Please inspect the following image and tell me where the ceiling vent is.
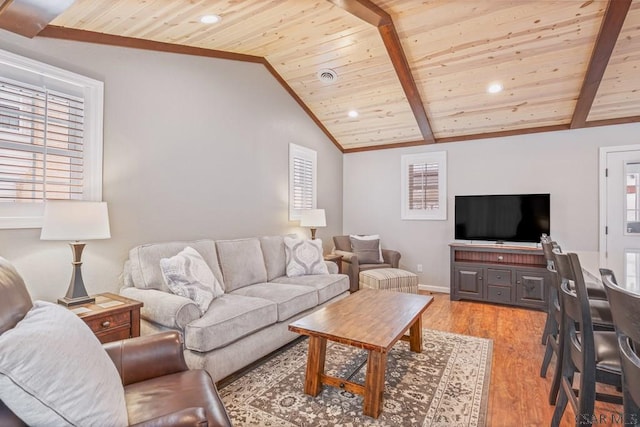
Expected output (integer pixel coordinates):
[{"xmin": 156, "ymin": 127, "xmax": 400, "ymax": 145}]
[{"xmin": 317, "ymin": 68, "xmax": 338, "ymax": 84}]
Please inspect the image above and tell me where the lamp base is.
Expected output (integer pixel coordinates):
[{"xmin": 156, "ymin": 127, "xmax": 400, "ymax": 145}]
[
  {"xmin": 58, "ymin": 242, "xmax": 94, "ymax": 307},
  {"xmin": 57, "ymin": 295, "xmax": 95, "ymax": 307}
]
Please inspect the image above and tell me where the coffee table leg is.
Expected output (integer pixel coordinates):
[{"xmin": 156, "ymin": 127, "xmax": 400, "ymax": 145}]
[
  {"xmin": 363, "ymin": 350, "xmax": 387, "ymax": 418},
  {"xmin": 305, "ymin": 335, "xmax": 327, "ymax": 396},
  {"xmin": 409, "ymin": 315, "xmax": 423, "ymax": 352}
]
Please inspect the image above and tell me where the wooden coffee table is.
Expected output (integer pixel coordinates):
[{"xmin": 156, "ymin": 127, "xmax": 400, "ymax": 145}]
[{"xmin": 288, "ymin": 289, "xmax": 433, "ymax": 418}]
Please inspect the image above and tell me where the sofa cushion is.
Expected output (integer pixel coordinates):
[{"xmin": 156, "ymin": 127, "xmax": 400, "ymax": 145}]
[
  {"xmin": 160, "ymin": 247, "xmax": 224, "ymax": 314},
  {"xmin": 0, "ymin": 301, "xmax": 128, "ymax": 427},
  {"xmin": 284, "ymin": 236, "xmax": 329, "ymax": 277},
  {"xmin": 230, "ymin": 282, "xmax": 318, "ymax": 322},
  {"xmin": 184, "ymin": 294, "xmax": 277, "ymax": 352},
  {"xmin": 130, "ymin": 240, "xmax": 224, "ymax": 292},
  {"xmin": 216, "ymin": 238, "xmax": 268, "ymax": 292},
  {"xmin": 271, "ymin": 274, "xmax": 349, "ymax": 304},
  {"xmin": 260, "ymin": 235, "xmax": 293, "ymax": 281}
]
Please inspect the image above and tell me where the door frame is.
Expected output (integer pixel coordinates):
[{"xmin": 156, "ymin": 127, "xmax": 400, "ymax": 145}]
[{"xmin": 599, "ymin": 144, "xmax": 640, "ymax": 254}]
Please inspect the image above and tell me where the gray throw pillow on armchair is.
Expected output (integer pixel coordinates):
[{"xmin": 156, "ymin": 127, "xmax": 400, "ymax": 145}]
[{"xmin": 350, "ymin": 237, "xmax": 383, "ymax": 264}]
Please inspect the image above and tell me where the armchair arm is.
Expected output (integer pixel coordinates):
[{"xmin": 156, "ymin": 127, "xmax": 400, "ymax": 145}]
[
  {"xmin": 120, "ymin": 287, "xmax": 201, "ymax": 330},
  {"xmin": 382, "ymin": 249, "xmax": 401, "ymax": 268},
  {"xmin": 333, "ymin": 250, "xmax": 360, "ymax": 292},
  {"xmin": 333, "ymin": 250, "xmax": 358, "ymax": 266},
  {"xmin": 104, "ymin": 331, "xmax": 188, "ymax": 386},
  {"xmin": 130, "ymin": 407, "xmax": 208, "ymax": 427}
]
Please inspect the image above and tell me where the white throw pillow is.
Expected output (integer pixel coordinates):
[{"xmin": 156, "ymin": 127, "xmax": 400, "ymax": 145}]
[
  {"xmin": 349, "ymin": 234, "xmax": 384, "ymax": 263},
  {"xmin": 160, "ymin": 246, "xmax": 224, "ymax": 314},
  {"xmin": 284, "ymin": 236, "xmax": 329, "ymax": 277},
  {"xmin": 0, "ymin": 301, "xmax": 128, "ymax": 427}
]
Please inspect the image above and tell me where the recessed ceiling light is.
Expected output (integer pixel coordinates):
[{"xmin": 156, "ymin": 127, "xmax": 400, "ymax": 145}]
[
  {"xmin": 348, "ymin": 110, "xmax": 359, "ymax": 118},
  {"xmin": 200, "ymin": 14, "xmax": 221, "ymax": 24},
  {"xmin": 487, "ymin": 82, "xmax": 503, "ymax": 94}
]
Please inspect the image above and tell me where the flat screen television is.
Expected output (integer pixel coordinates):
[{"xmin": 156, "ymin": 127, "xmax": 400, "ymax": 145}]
[{"xmin": 454, "ymin": 194, "xmax": 550, "ymax": 243}]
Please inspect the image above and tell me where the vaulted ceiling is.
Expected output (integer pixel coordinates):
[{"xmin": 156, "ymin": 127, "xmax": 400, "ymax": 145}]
[{"xmin": 2, "ymin": 0, "xmax": 639, "ymax": 152}]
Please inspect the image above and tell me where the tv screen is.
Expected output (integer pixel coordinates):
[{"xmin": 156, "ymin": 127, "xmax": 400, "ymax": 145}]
[{"xmin": 455, "ymin": 194, "xmax": 550, "ymax": 243}]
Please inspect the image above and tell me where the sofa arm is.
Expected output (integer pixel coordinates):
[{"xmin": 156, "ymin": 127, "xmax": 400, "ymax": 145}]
[
  {"xmin": 104, "ymin": 331, "xmax": 188, "ymax": 386},
  {"xmin": 130, "ymin": 407, "xmax": 208, "ymax": 427},
  {"xmin": 382, "ymin": 249, "xmax": 401, "ymax": 268},
  {"xmin": 120, "ymin": 287, "xmax": 200, "ymax": 330},
  {"xmin": 324, "ymin": 261, "xmax": 338, "ymax": 274}
]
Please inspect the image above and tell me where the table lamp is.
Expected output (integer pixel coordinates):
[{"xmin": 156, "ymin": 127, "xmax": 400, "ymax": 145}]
[
  {"xmin": 40, "ymin": 201, "xmax": 111, "ymax": 306},
  {"xmin": 300, "ymin": 209, "xmax": 326, "ymax": 240}
]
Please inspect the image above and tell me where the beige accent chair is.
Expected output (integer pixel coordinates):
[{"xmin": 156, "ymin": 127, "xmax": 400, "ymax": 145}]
[{"xmin": 333, "ymin": 235, "xmax": 401, "ymax": 292}]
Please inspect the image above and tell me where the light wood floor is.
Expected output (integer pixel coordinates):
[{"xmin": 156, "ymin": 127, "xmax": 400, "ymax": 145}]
[{"xmin": 420, "ymin": 292, "xmax": 622, "ymax": 427}]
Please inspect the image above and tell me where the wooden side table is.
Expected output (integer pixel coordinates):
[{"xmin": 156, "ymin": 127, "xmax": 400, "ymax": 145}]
[
  {"xmin": 68, "ymin": 293, "xmax": 143, "ymax": 344},
  {"xmin": 324, "ymin": 253, "xmax": 343, "ymax": 274}
]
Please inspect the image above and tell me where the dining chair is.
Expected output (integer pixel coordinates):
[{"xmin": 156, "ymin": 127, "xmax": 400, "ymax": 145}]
[
  {"xmin": 600, "ymin": 271, "xmax": 640, "ymax": 425},
  {"xmin": 540, "ymin": 242, "xmax": 614, "ymax": 406},
  {"xmin": 550, "ymin": 252, "xmax": 622, "ymax": 427}
]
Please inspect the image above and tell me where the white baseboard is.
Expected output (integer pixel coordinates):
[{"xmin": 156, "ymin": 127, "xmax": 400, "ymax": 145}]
[{"xmin": 418, "ymin": 284, "xmax": 450, "ymax": 294}]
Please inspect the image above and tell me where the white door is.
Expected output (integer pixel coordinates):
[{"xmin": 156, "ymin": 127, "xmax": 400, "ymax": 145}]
[{"xmin": 601, "ymin": 146, "xmax": 640, "ymax": 288}]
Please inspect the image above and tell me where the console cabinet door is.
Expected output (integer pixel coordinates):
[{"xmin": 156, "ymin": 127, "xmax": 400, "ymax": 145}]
[
  {"xmin": 515, "ymin": 270, "xmax": 547, "ymax": 308},
  {"xmin": 453, "ymin": 266, "xmax": 484, "ymax": 299}
]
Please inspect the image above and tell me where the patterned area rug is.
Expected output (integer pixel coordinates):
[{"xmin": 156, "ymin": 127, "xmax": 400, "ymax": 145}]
[{"xmin": 219, "ymin": 329, "xmax": 493, "ymax": 426}]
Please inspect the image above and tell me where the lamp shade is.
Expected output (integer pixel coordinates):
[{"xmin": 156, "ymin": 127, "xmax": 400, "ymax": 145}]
[
  {"xmin": 300, "ymin": 209, "xmax": 326, "ymax": 228},
  {"xmin": 40, "ymin": 201, "xmax": 111, "ymax": 241}
]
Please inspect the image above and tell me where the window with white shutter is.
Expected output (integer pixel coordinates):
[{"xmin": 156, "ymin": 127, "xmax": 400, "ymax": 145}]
[
  {"xmin": 401, "ymin": 151, "xmax": 447, "ymax": 220},
  {"xmin": 289, "ymin": 143, "xmax": 317, "ymax": 220},
  {"xmin": 0, "ymin": 49, "xmax": 103, "ymax": 229}
]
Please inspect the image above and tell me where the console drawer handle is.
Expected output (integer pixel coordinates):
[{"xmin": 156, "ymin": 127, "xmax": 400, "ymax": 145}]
[
  {"xmin": 496, "ymin": 275, "xmax": 501, "ymax": 279},
  {"xmin": 101, "ymin": 321, "xmax": 111, "ymax": 328}
]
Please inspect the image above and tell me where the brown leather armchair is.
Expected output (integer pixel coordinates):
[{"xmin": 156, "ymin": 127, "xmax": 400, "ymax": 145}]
[
  {"xmin": 333, "ymin": 235, "xmax": 401, "ymax": 292},
  {"xmin": 0, "ymin": 257, "xmax": 232, "ymax": 427}
]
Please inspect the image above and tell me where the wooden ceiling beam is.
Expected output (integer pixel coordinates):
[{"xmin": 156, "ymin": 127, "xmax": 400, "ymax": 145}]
[
  {"xmin": 570, "ymin": 0, "xmax": 632, "ymax": 129},
  {"xmin": 262, "ymin": 61, "xmax": 344, "ymax": 152},
  {"xmin": 37, "ymin": 26, "xmax": 344, "ymax": 152},
  {"xmin": 344, "ymin": 124, "xmax": 571, "ymax": 153},
  {"xmin": 0, "ymin": 0, "xmax": 76, "ymax": 38},
  {"xmin": 38, "ymin": 26, "xmax": 264, "ymax": 63},
  {"xmin": 328, "ymin": 0, "xmax": 435, "ymax": 144}
]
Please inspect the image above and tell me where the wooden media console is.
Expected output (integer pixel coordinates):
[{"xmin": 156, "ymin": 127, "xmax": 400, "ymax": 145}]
[{"xmin": 450, "ymin": 243, "xmax": 550, "ymax": 310}]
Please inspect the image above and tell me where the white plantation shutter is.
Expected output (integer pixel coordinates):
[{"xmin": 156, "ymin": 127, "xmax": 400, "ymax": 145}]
[
  {"xmin": 408, "ymin": 162, "xmax": 439, "ymax": 210},
  {"xmin": 289, "ymin": 143, "xmax": 317, "ymax": 220},
  {"xmin": 0, "ymin": 77, "xmax": 85, "ymax": 202},
  {"xmin": 401, "ymin": 151, "xmax": 447, "ymax": 220},
  {"xmin": 0, "ymin": 48, "xmax": 104, "ymax": 229}
]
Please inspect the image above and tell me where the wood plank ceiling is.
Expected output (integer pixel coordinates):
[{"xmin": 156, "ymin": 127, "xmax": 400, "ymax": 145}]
[{"xmin": 3, "ymin": 0, "xmax": 638, "ymax": 152}]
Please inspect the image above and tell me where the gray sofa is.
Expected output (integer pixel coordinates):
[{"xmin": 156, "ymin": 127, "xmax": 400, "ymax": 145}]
[{"xmin": 120, "ymin": 236, "xmax": 350, "ymax": 382}]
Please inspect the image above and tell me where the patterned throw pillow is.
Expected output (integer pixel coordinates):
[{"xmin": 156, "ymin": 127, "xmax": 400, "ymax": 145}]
[
  {"xmin": 284, "ymin": 236, "xmax": 329, "ymax": 277},
  {"xmin": 160, "ymin": 246, "xmax": 224, "ymax": 314},
  {"xmin": 350, "ymin": 236, "xmax": 383, "ymax": 264}
]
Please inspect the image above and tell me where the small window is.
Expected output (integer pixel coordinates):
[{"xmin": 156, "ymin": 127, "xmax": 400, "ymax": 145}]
[
  {"xmin": 401, "ymin": 151, "xmax": 447, "ymax": 220},
  {"xmin": 0, "ymin": 49, "xmax": 104, "ymax": 229},
  {"xmin": 289, "ymin": 143, "xmax": 317, "ymax": 221}
]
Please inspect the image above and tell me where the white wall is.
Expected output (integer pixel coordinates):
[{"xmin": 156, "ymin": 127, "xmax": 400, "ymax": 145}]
[
  {"xmin": 343, "ymin": 123, "xmax": 640, "ymax": 292},
  {"xmin": 0, "ymin": 30, "xmax": 343, "ymax": 301}
]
